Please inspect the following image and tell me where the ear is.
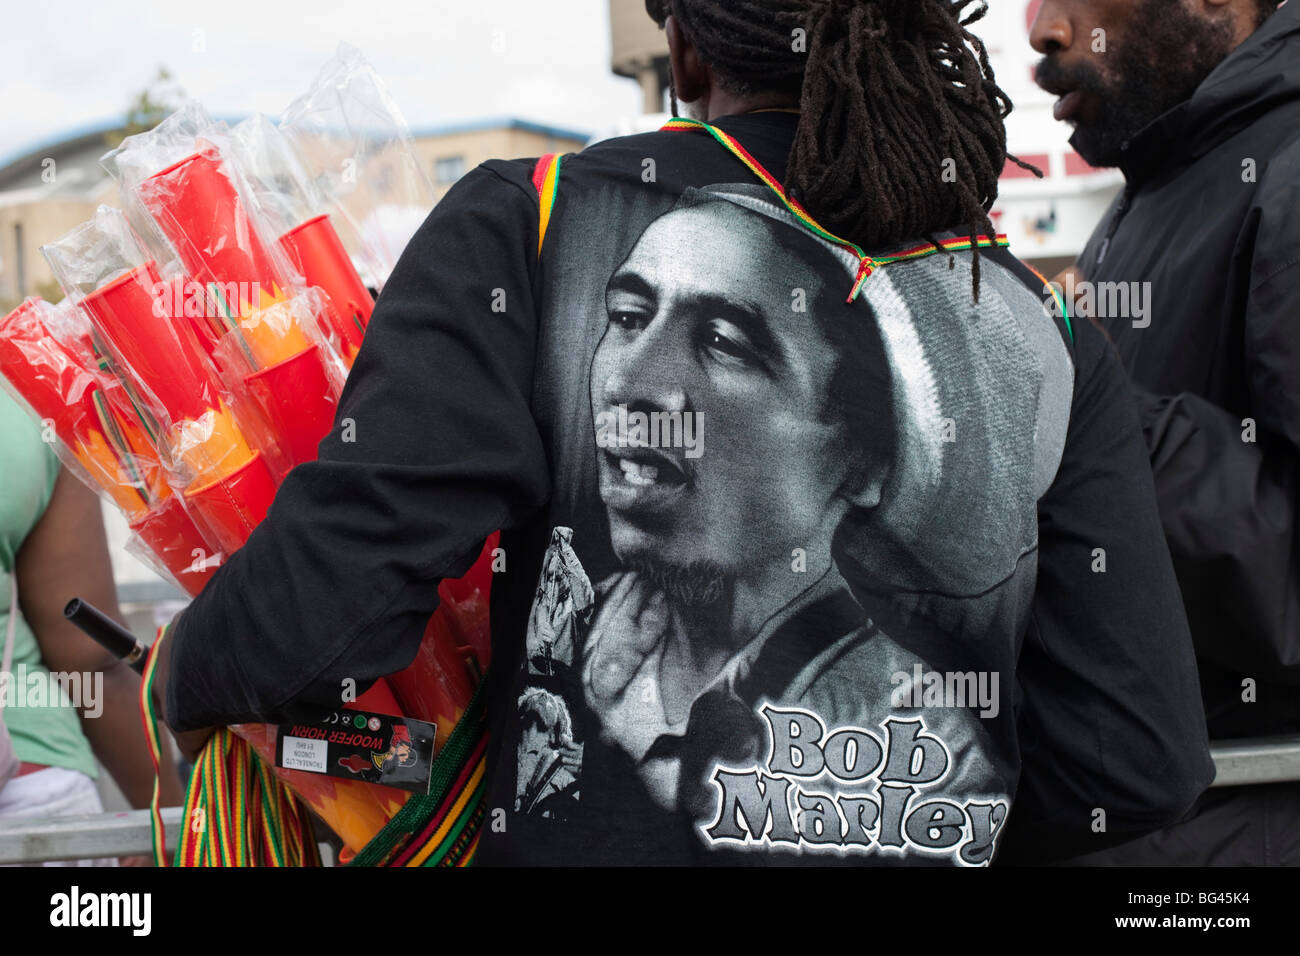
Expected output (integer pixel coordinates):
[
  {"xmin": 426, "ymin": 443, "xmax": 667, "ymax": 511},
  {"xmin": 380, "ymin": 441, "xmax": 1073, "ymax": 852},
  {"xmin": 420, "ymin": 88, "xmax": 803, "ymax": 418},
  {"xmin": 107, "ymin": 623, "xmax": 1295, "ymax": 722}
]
[
  {"xmin": 837, "ymin": 441, "xmax": 889, "ymax": 512},
  {"xmin": 845, "ymin": 466, "xmax": 886, "ymax": 512},
  {"xmin": 665, "ymin": 15, "xmax": 712, "ymax": 109}
]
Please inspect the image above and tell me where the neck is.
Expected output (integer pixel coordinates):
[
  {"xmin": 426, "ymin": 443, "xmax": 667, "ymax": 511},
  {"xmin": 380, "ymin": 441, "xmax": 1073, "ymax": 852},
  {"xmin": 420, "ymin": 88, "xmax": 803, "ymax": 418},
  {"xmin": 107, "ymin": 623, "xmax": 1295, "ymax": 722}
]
[
  {"xmin": 697, "ymin": 90, "xmax": 800, "ymax": 122},
  {"xmin": 730, "ymin": 545, "xmax": 835, "ymax": 642}
]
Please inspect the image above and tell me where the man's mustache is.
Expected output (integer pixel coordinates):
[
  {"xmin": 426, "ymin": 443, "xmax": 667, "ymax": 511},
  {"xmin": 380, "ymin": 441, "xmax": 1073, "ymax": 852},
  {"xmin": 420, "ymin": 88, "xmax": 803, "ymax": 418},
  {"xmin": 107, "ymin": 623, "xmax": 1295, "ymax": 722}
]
[{"xmin": 1035, "ymin": 55, "xmax": 1108, "ymax": 100}]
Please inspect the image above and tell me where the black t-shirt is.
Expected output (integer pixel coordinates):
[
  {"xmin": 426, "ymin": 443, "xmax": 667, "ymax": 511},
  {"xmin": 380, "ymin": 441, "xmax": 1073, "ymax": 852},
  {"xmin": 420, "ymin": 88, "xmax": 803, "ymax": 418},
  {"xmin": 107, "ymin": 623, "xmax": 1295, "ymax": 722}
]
[{"xmin": 165, "ymin": 111, "xmax": 1214, "ymax": 865}]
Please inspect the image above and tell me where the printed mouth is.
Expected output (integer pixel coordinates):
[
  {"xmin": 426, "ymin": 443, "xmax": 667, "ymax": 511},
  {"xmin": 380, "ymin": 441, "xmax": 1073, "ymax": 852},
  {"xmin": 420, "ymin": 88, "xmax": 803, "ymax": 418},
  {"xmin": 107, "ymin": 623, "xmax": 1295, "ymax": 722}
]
[{"xmin": 604, "ymin": 447, "xmax": 689, "ymax": 488}]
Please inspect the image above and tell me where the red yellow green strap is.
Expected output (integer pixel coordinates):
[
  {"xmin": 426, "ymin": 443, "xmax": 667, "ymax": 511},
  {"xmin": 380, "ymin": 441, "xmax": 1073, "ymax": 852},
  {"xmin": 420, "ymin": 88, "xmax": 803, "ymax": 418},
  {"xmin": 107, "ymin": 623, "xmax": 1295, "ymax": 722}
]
[
  {"xmin": 139, "ymin": 626, "xmax": 171, "ymax": 866},
  {"xmin": 346, "ymin": 682, "xmax": 488, "ymax": 868},
  {"xmin": 143, "ymin": 620, "xmax": 319, "ymax": 867},
  {"xmin": 661, "ymin": 117, "xmax": 1010, "ymax": 303},
  {"xmin": 173, "ymin": 728, "xmax": 318, "ymax": 867},
  {"xmin": 1024, "ymin": 263, "xmax": 1076, "ymax": 345},
  {"xmin": 532, "ymin": 153, "xmax": 563, "ymax": 257}
]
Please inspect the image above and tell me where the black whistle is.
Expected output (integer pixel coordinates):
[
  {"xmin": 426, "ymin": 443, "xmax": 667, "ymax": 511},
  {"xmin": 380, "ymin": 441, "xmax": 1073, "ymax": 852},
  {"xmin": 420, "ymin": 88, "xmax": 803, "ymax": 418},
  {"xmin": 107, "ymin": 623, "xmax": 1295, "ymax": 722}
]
[{"xmin": 64, "ymin": 597, "xmax": 148, "ymax": 676}]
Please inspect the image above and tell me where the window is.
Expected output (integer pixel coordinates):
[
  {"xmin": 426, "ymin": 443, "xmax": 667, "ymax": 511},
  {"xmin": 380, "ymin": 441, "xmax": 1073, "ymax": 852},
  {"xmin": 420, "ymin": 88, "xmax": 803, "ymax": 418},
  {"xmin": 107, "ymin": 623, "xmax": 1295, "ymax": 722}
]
[{"xmin": 434, "ymin": 155, "xmax": 466, "ymax": 186}]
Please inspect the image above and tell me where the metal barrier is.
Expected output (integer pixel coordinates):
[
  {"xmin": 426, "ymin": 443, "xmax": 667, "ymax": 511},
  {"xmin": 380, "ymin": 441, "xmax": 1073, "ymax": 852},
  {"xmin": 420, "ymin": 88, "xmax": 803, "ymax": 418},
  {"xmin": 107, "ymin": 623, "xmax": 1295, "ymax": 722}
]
[
  {"xmin": 1207, "ymin": 734, "xmax": 1300, "ymax": 787},
  {"xmin": 0, "ymin": 806, "xmax": 336, "ymax": 866},
  {"xmin": 0, "ymin": 807, "xmax": 184, "ymax": 866},
  {"xmin": 2, "ymin": 737, "xmax": 1297, "ymax": 864}
]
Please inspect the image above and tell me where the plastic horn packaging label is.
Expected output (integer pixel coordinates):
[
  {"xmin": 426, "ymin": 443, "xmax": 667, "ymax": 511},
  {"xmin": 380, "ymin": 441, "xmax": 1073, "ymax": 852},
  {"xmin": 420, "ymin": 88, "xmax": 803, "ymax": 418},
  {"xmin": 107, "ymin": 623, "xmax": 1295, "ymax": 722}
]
[{"xmin": 276, "ymin": 709, "xmax": 437, "ymax": 794}]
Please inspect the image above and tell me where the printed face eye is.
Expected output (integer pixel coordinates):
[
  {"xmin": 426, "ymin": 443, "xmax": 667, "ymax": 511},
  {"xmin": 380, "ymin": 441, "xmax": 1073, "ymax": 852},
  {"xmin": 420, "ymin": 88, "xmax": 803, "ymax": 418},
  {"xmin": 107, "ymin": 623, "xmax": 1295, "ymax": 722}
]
[
  {"xmin": 701, "ymin": 316, "xmax": 765, "ymax": 371},
  {"xmin": 608, "ymin": 308, "xmax": 649, "ymax": 331},
  {"xmin": 606, "ymin": 288, "xmax": 653, "ymax": 333}
]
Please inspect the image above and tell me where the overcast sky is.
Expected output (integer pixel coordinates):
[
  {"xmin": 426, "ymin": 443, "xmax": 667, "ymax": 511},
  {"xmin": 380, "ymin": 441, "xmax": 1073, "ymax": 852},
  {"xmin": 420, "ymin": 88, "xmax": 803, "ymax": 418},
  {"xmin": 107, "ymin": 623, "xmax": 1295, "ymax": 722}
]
[{"xmin": 0, "ymin": 0, "xmax": 644, "ymax": 162}]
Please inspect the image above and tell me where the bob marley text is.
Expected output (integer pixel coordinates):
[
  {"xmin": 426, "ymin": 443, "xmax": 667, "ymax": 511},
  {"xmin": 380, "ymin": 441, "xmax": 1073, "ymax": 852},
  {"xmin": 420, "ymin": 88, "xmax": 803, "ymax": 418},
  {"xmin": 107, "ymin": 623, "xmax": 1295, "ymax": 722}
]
[{"xmin": 701, "ymin": 705, "xmax": 1009, "ymax": 865}]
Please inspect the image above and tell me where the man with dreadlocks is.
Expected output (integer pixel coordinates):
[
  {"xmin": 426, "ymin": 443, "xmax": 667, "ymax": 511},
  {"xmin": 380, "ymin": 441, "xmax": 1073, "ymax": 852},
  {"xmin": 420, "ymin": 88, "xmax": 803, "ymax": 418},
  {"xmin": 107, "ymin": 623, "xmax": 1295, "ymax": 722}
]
[{"xmin": 152, "ymin": 0, "xmax": 1213, "ymax": 865}]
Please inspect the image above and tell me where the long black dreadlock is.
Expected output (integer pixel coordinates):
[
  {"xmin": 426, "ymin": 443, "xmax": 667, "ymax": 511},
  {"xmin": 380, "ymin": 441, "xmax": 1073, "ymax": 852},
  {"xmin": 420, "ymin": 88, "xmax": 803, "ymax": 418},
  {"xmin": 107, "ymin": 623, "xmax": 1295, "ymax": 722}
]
[{"xmin": 645, "ymin": 0, "xmax": 1040, "ymax": 300}]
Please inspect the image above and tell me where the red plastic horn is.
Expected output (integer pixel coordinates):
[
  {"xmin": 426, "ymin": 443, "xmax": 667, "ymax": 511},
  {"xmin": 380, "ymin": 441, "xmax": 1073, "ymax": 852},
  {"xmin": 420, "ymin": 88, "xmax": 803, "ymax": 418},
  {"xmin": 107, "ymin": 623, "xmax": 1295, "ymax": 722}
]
[
  {"xmin": 182, "ymin": 450, "xmax": 278, "ymax": 553},
  {"xmin": 279, "ymin": 214, "xmax": 373, "ymax": 359},
  {"xmin": 140, "ymin": 148, "xmax": 282, "ymax": 303},
  {"xmin": 242, "ymin": 344, "xmax": 337, "ymax": 466},
  {"xmin": 0, "ymin": 299, "xmax": 94, "ymax": 445},
  {"xmin": 129, "ymin": 495, "xmax": 219, "ymax": 596},
  {"xmin": 80, "ymin": 262, "xmax": 221, "ymax": 427}
]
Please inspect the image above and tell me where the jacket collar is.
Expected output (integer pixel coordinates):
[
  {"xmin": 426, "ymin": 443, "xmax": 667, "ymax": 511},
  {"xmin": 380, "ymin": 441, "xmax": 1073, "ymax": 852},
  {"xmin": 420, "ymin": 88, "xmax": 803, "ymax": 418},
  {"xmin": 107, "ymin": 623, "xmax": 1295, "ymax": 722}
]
[{"xmin": 1092, "ymin": 1, "xmax": 1300, "ymax": 186}]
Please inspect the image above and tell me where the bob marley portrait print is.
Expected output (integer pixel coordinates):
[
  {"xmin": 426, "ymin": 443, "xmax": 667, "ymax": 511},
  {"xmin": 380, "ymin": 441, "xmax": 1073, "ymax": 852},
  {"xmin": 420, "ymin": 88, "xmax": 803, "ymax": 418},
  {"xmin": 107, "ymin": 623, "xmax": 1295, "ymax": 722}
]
[{"xmin": 509, "ymin": 181, "xmax": 1074, "ymax": 865}]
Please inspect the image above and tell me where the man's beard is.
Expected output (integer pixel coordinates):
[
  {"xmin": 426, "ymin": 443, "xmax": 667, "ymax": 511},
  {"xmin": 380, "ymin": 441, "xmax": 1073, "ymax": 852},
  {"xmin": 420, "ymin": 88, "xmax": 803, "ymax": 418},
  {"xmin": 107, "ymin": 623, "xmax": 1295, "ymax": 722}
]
[
  {"xmin": 1037, "ymin": 0, "xmax": 1237, "ymax": 168},
  {"xmin": 628, "ymin": 555, "xmax": 728, "ymax": 607}
]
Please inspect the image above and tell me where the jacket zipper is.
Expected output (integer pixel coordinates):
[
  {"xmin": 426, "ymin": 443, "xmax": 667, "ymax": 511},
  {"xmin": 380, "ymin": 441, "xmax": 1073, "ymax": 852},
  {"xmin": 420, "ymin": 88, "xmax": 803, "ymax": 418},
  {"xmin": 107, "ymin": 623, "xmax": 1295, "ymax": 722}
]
[{"xmin": 1095, "ymin": 188, "xmax": 1132, "ymax": 266}]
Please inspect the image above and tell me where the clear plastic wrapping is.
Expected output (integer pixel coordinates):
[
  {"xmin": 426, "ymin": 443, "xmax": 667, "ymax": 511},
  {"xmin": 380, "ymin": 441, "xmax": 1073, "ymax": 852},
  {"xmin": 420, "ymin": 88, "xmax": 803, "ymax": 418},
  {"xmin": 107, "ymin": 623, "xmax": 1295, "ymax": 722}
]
[
  {"xmin": 280, "ymin": 43, "xmax": 435, "ymax": 290},
  {"xmin": 104, "ymin": 113, "xmax": 350, "ymax": 472},
  {"xmin": 229, "ymin": 115, "xmax": 373, "ymax": 366},
  {"xmin": 0, "ymin": 297, "xmax": 220, "ymax": 595},
  {"xmin": 2, "ymin": 47, "xmax": 490, "ymax": 860},
  {"xmin": 42, "ymin": 205, "xmax": 285, "ymax": 553}
]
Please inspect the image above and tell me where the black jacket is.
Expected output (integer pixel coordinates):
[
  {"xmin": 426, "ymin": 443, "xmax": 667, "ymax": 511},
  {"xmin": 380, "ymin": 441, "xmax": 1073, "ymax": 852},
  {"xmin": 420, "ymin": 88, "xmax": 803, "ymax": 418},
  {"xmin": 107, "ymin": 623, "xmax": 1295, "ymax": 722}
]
[
  {"xmin": 1077, "ymin": 2, "xmax": 1300, "ymax": 741},
  {"xmin": 164, "ymin": 112, "xmax": 1213, "ymax": 864}
]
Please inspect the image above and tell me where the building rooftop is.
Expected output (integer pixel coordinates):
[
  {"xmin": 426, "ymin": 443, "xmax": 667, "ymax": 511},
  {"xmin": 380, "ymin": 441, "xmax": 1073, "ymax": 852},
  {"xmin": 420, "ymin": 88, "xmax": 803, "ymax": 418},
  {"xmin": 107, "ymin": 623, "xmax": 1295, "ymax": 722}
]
[
  {"xmin": 409, "ymin": 116, "xmax": 590, "ymax": 143},
  {"xmin": 0, "ymin": 114, "xmax": 592, "ymax": 195}
]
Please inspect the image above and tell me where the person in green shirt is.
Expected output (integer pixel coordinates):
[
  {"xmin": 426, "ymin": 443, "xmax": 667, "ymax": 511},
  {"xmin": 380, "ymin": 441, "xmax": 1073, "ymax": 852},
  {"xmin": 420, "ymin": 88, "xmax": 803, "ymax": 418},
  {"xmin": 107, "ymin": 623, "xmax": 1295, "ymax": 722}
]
[{"xmin": 0, "ymin": 385, "xmax": 182, "ymax": 865}]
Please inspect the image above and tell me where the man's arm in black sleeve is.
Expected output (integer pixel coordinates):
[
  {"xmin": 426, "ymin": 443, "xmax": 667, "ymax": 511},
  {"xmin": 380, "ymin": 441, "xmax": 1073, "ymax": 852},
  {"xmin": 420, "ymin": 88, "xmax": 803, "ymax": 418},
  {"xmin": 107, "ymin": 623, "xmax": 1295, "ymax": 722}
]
[
  {"xmin": 998, "ymin": 317, "xmax": 1215, "ymax": 864},
  {"xmin": 1129, "ymin": 162, "xmax": 1300, "ymax": 683},
  {"xmin": 1133, "ymin": 386, "xmax": 1299, "ymax": 683},
  {"xmin": 163, "ymin": 160, "xmax": 550, "ymax": 731}
]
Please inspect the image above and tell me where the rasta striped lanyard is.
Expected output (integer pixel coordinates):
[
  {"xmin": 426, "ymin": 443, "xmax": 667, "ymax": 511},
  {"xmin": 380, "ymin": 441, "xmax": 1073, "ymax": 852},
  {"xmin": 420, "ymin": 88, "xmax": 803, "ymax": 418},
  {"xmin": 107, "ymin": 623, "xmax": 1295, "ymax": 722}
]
[
  {"xmin": 533, "ymin": 152, "xmax": 563, "ymax": 256},
  {"xmin": 660, "ymin": 116, "xmax": 1011, "ymax": 304}
]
